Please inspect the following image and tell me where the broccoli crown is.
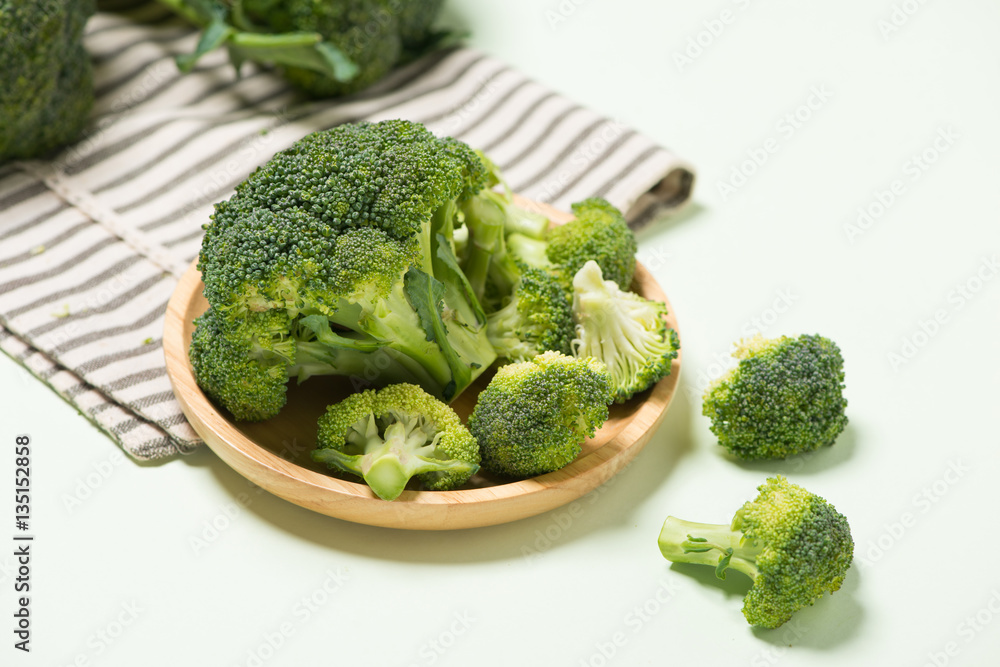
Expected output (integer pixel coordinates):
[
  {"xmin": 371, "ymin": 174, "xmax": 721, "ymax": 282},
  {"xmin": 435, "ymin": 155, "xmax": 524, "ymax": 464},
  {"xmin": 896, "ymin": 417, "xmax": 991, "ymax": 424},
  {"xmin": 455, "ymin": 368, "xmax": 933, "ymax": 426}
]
[
  {"xmin": 735, "ymin": 476, "xmax": 855, "ymax": 628},
  {"xmin": 702, "ymin": 333, "xmax": 848, "ymax": 460},
  {"xmin": 486, "ymin": 263, "xmax": 574, "ymax": 362},
  {"xmin": 0, "ymin": 0, "xmax": 94, "ymax": 161},
  {"xmin": 468, "ymin": 351, "xmax": 612, "ymax": 477},
  {"xmin": 312, "ymin": 383, "xmax": 480, "ymax": 500},
  {"xmin": 192, "ymin": 120, "xmax": 497, "ymax": 419},
  {"xmin": 657, "ymin": 475, "xmax": 854, "ymax": 629},
  {"xmin": 547, "ymin": 198, "xmax": 637, "ymax": 289},
  {"xmin": 188, "ymin": 307, "xmax": 291, "ymax": 421},
  {"xmin": 572, "ymin": 260, "xmax": 679, "ymax": 403}
]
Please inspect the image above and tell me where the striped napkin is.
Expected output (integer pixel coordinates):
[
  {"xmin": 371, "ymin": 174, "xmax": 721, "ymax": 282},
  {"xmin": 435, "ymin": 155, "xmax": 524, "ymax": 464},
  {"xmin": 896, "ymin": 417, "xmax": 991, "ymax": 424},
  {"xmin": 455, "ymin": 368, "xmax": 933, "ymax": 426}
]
[{"xmin": 0, "ymin": 3, "xmax": 694, "ymax": 460}]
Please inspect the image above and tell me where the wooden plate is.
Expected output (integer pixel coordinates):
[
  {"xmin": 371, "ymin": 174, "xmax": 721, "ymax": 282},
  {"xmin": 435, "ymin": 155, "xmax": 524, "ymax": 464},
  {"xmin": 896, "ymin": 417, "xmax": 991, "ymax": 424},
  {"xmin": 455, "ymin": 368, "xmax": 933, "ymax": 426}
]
[{"xmin": 163, "ymin": 200, "xmax": 682, "ymax": 530}]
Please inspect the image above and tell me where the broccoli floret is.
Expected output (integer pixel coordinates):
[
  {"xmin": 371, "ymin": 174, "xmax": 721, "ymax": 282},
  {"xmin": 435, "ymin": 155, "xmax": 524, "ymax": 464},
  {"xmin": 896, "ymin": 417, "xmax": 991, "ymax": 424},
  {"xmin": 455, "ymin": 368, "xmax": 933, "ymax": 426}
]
[
  {"xmin": 485, "ymin": 263, "xmax": 574, "ymax": 362},
  {"xmin": 312, "ymin": 383, "xmax": 479, "ymax": 500},
  {"xmin": 702, "ymin": 334, "xmax": 848, "ymax": 460},
  {"xmin": 546, "ymin": 198, "xmax": 637, "ymax": 289},
  {"xmin": 192, "ymin": 120, "xmax": 500, "ymax": 420},
  {"xmin": 468, "ymin": 351, "xmax": 612, "ymax": 477},
  {"xmin": 157, "ymin": 0, "xmax": 449, "ymax": 97},
  {"xmin": 658, "ymin": 476, "xmax": 854, "ymax": 629},
  {"xmin": 1, "ymin": 0, "xmax": 94, "ymax": 161},
  {"xmin": 571, "ymin": 260, "xmax": 679, "ymax": 403}
]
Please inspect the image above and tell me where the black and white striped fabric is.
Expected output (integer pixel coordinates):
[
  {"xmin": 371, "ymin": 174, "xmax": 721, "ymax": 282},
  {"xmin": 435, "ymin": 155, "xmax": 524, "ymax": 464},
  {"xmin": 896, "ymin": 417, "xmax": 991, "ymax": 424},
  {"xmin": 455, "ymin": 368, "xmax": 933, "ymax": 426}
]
[{"xmin": 0, "ymin": 4, "xmax": 694, "ymax": 460}]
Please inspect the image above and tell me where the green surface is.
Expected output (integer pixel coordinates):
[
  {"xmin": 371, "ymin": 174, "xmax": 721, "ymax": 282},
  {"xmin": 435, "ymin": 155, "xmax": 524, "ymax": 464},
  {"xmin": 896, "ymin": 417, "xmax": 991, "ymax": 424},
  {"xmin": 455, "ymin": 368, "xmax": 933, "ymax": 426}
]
[{"xmin": 3, "ymin": 1, "xmax": 1000, "ymax": 665}]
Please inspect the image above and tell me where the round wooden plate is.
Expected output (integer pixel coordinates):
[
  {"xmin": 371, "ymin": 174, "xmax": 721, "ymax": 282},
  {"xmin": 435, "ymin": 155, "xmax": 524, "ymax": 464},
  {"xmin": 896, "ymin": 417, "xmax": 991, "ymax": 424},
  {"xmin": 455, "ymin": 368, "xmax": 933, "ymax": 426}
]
[{"xmin": 163, "ymin": 200, "xmax": 681, "ymax": 530}]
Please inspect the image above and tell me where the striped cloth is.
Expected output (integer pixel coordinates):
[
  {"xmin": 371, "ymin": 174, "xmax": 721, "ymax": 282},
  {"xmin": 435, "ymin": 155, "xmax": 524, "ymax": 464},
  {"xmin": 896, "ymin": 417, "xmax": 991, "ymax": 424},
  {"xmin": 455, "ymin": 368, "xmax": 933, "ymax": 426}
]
[{"xmin": 0, "ymin": 3, "xmax": 695, "ymax": 460}]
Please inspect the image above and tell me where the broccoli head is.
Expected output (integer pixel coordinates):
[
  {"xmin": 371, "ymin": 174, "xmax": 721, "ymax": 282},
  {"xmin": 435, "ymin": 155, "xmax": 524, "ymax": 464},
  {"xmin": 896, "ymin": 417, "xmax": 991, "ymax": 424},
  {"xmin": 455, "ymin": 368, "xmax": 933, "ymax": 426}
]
[
  {"xmin": 545, "ymin": 198, "xmax": 637, "ymax": 289},
  {"xmin": 702, "ymin": 334, "xmax": 848, "ymax": 460},
  {"xmin": 159, "ymin": 0, "xmax": 449, "ymax": 97},
  {"xmin": 1, "ymin": 0, "xmax": 94, "ymax": 161},
  {"xmin": 192, "ymin": 119, "xmax": 500, "ymax": 420},
  {"xmin": 312, "ymin": 383, "xmax": 479, "ymax": 500},
  {"xmin": 468, "ymin": 351, "xmax": 612, "ymax": 477},
  {"xmin": 572, "ymin": 260, "xmax": 679, "ymax": 403},
  {"xmin": 658, "ymin": 475, "xmax": 854, "ymax": 629},
  {"xmin": 485, "ymin": 263, "xmax": 574, "ymax": 363}
]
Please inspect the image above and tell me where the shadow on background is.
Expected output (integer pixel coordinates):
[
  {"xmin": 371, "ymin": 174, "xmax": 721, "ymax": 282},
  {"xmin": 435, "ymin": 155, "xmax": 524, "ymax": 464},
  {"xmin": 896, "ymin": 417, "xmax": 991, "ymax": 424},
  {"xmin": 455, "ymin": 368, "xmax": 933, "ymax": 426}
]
[{"xmin": 720, "ymin": 420, "xmax": 859, "ymax": 476}]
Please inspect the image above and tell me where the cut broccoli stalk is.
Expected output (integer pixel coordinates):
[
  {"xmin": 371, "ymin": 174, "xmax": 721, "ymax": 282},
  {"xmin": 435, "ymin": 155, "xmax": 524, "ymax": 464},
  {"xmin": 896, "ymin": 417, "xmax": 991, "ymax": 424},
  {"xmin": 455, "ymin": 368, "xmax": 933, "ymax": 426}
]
[
  {"xmin": 313, "ymin": 414, "xmax": 476, "ymax": 501},
  {"xmin": 572, "ymin": 261, "xmax": 679, "ymax": 402},
  {"xmin": 312, "ymin": 383, "xmax": 480, "ymax": 500},
  {"xmin": 657, "ymin": 476, "xmax": 854, "ymax": 629}
]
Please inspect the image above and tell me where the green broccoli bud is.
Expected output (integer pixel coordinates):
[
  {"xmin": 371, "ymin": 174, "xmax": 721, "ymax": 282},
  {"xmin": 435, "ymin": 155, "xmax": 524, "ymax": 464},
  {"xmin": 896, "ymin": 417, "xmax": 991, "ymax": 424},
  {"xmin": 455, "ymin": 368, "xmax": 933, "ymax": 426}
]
[
  {"xmin": 702, "ymin": 333, "xmax": 848, "ymax": 460},
  {"xmin": 486, "ymin": 264, "xmax": 574, "ymax": 362},
  {"xmin": 658, "ymin": 475, "xmax": 854, "ymax": 629},
  {"xmin": 1, "ymin": 0, "xmax": 95, "ymax": 161},
  {"xmin": 572, "ymin": 260, "xmax": 680, "ymax": 403},
  {"xmin": 468, "ymin": 351, "xmax": 612, "ymax": 477},
  {"xmin": 312, "ymin": 383, "xmax": 480, "ymax": 500},
  {"xmin": 191, "ymin": 120, "xmax": 498, "ymax": 420},
  {"xmin": 547, "ymin": 198, "xmax": 637, "ymax": 290}
]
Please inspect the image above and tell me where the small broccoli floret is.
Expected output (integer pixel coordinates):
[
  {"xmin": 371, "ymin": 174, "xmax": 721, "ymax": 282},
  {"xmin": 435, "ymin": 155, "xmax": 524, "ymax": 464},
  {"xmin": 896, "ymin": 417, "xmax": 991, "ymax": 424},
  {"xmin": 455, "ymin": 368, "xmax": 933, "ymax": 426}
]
[
  {"xmin": 546, "ymin": 198, "xmax": 637, "ymax": 289},
  {"xmin": 572, "ymin": 260, "xmax": 679, "ymax": 403},
  {"xmin": 658, "ymin": 476, "xmax": 854, "ymax": 629},
  {"xmin": 486, "ymin": 264, "xmax": 574, "ymax": 362},
  {"xmin": 192, "ymin": 120, "xmax": 500, "ymax": 420},
  {"xmin": 312, "ymin": 383, "xmax": 479, "ymax": 500},
  {"xmin": 1, "ymin": 0, "xmax": 94, "ymax": 161},
  {"xmin": 702, "ymin": 334, "xmax": 848, "ymax": 460},
  {"xmin": 468, "ymin": 351, "xmax": 612, "ymax": 477}
]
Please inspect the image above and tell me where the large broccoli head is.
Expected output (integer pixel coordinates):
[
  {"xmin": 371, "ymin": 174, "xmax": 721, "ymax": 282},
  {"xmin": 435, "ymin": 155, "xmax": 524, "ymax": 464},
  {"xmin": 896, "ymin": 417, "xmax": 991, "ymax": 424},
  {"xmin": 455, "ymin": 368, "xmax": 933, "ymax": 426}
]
[
  {"xmin": 1, "ymin": 0, "xmax": 95, "ymax": 161},
  {"xmin": 702, "ymin": 334, "xmax": 848, "ymax": 460},
  {"xmin": 192, "ymin": 120, "xmax": 497, "ymax": 420},
  {"xmin": 658, "ymin": 475, "xmax": 854, "ymax": 629}
]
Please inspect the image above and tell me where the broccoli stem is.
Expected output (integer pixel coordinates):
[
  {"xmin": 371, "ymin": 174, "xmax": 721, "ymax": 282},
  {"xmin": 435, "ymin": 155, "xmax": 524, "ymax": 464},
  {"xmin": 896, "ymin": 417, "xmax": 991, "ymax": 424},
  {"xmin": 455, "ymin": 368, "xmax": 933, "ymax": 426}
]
[
  {"xmin": 502, "ymin": 207, "xmax": 550, "ymax": 240},
  {"xmin": 507, "ymin": 234, "xmax": 552, "ymax": 270},
  {"xmin": 313, "ymin": 416, "xmax": 477, "ymax": 500},
  {"xmin": 460, "ymin": 191, "xmax": 508, "ymax": 300},
  {"xmin": 657, "ymin": 517, "xmax": 762, "ymax": 581}
]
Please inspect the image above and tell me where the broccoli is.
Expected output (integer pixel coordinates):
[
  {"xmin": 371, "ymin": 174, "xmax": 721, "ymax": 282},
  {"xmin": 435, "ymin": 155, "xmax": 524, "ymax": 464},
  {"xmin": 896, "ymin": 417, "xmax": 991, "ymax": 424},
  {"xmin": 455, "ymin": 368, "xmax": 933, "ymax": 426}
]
[
  {"xmin": 312, "ymin": 383, "xmax": 479, "ymax": 501},
  {"xmin": 1, "ymin": 0, "xmax": 95, "ymax": 162},
  {"xmin": 485, "ymin": 263, "xmax": 574, "ymax": 362},
  {"xmin": 468, "ymin": 351, "xmax": 612, "ymax": 477},
  {"xmin": 156, "ymin": 0, "xmax": 448, "ymax": 97},
  {"xmin": 658, "ymin": 475, "xmax": 854, "ymax": 629},
  {"xmin": 571, "ymin": 260, "xmax": 680, "ymax": 403},
  {"xmin": 191, "ymin": 120, "xmax": 501, "ymax": 420},
  {"xmin": 702, "ymin": 334, "xmax": 848, "ymax": 460}
]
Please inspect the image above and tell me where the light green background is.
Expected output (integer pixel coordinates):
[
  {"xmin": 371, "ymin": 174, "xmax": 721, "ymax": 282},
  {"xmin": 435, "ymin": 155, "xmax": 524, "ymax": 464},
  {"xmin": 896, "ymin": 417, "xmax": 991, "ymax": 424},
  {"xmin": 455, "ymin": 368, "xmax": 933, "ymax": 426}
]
[{"xmin": 3, "ymin": 1, "xmax": 1000, "ymax": 665}]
